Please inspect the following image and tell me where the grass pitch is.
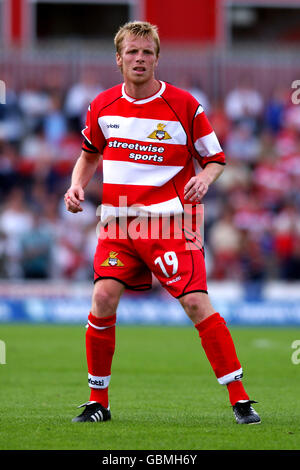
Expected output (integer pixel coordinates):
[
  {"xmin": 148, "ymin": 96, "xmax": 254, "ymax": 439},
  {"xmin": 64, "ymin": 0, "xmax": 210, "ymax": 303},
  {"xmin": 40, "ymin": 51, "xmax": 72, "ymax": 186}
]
[{"xmin": 0, "ymin": 324, "xmax": 300, "ymax": 450}]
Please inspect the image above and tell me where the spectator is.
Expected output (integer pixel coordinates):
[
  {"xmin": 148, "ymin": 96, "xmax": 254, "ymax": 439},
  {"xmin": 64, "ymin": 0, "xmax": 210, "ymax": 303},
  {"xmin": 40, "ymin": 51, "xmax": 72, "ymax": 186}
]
[
  {"xmin": 43, "ymin": 92, "xmax": 67, "ymax": 145},
  {"xmin": 264, "ymin": 87, "xmax": 288, "ymax": 134},
  {"xmin": 209, "ymin": 99, "xmax": 231, "ymax": 146},
  {"xmin": 224, "ymin": 75, "xmax": 264, "ymax": 133},
  {"xmin": 20, "ymin": 124, "xmax": 55, "ymax": 164},
  {"xmin": 239, "ymin": 232, "xmax": 266, "ymax": 283},
  {"xmin": 0, "ymin": 188, "xmax": 33, "ymax": 277},
  {"xmin": 18, "ymin": 81, "xmax": 51, "ymax": 133},
  {"xmin": 64, "ymin": 71, "xmax": 103, "ymax": 132},
  {"xmin": 273, "ymin": 205, "xmax": 300, "ymax": 280},
  {"xmin": 179, "ymin": 75, "xmax": 211, "ymax": 115},
  {"xmin": 0, "ymin": 188, "xmax": 33, "ymax": 239},
  {"xmin": 0, "ymin": 84, "xmax": 24, "ymax": 144},
  {"xmin": 225, "ymin": 122, "xmax": 261, "ymax": 164},
  {"xmin": 253, "ymin": 153, "xmax": 291, "ymax": 208},
  {"xmin": 215, "ymin": 159, "xmax": 251, "ymax": 192},
  {"xmin": 19, "ymin": 211, "xmax": 54, "ymax": 279},
  {"xmin": 0, "ymin": 141, "xmax": 20, "ymax": 195},
  {"xmin": 209, "ymin": 209, "xmax": 242, "ymax": 279}
]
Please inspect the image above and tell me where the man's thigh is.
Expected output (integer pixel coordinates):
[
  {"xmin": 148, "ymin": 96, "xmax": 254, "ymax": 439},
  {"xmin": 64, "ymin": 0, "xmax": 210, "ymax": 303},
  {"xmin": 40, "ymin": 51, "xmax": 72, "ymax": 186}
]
[
  {"xmin": 133, "ymin": 219, "xmax": 208, "ymax": 298},
  {"xmin": 94, "ymin": 222, "xmax": 152, "ymax": 292}
]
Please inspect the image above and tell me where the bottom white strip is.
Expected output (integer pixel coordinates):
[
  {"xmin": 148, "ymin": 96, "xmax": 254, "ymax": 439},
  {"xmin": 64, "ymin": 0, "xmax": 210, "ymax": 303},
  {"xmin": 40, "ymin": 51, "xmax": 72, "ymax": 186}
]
[
  {"xmin": 88, "ymin": 373, "xmax": 111, "ymax": 389},
  {"xmin": 217, "ymin": 368, "xmax": 243, "ymax": 385}
]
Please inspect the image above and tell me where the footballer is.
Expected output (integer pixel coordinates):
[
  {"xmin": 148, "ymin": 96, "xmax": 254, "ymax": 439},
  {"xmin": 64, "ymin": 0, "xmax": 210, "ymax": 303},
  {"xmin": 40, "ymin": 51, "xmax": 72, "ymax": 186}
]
[{"xmin": 64, "ymin": 21, "xmax": 261, "ymax": 425}]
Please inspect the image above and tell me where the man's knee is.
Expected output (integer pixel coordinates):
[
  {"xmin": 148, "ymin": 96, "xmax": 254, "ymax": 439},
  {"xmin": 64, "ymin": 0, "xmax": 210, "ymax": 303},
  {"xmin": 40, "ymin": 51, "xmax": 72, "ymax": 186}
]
[
  {"xmin": 92, "ymin": 280, "xmax": 124, "ymax": 317},
  {"xmin": 179, "ymin": 291, "xmax": 215, "ymax": 324},
  {"xmin": 93, "ymin": 289, "xmax": 115, "ymax": 314}
]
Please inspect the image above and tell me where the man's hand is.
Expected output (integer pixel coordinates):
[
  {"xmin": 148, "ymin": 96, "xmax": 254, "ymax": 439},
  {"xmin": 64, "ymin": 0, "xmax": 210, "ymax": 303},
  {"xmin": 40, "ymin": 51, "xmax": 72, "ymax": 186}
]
[
  {"xmin": 64, "ymin": 185, "xmax": 85, "ymax": 213},
  {"xmin": 184, "ymin": 163, "xmax": 225, "ymax": 203},
  {"xmin": 184, "ymin": 175, "xmax": 209, "ymax": 203}
]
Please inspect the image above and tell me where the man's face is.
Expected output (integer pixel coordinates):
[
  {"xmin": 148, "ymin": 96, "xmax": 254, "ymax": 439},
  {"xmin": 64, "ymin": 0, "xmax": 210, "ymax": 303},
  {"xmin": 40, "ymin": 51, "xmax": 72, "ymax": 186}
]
[{"xmin": 116, "ymin": 34, "xmax": 159, "ymax": 86}]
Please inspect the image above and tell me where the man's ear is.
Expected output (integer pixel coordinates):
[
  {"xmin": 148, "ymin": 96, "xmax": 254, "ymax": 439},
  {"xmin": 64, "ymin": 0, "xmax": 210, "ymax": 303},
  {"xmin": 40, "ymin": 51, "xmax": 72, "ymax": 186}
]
[{"xmin": 116, "ymin": 52, "xmax": 122, "ymax": 69}]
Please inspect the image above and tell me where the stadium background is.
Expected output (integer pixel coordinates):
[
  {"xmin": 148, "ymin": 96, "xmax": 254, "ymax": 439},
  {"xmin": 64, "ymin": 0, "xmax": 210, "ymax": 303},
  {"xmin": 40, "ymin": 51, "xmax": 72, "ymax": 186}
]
[{"xmin": 0, "ymin": 0, "xmax": 300, "ymax": 327}]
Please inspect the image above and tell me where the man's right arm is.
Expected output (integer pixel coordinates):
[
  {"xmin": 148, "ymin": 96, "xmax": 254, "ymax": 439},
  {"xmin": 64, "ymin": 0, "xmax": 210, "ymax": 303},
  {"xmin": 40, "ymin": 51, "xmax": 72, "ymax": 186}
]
[{"xmin": 64, "ymin": 150, "xmax": 101, "ymax": 213}]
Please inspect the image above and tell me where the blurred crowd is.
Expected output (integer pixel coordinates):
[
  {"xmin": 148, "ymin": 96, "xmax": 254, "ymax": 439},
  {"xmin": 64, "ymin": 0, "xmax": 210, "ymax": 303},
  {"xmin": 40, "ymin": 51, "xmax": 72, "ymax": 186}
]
[{"xmin": 0, "ymin": 72, "xmax": 299, "ymax": 283}]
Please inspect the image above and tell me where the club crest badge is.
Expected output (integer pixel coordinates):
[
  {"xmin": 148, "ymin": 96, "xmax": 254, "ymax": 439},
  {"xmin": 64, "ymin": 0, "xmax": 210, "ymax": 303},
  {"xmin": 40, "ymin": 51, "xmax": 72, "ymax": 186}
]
[
  {"xmin": 101, "ymin": 251, "xmax": 124, "ymax": 267},
  {"xmin": 148, "ymin": 123, "xmax": 171, "ymax": 141}
]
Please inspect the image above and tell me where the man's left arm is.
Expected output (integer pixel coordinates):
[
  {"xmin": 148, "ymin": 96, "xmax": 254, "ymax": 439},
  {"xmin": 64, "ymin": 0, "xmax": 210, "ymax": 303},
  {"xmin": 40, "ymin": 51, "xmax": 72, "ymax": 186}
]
[
  {"xmin": 184, "ymin": 101, "xmax": 226, "ymax": 203},
  {"xmin": 184, "ymin": 162, "xmax": 224, "ymax": 202}
]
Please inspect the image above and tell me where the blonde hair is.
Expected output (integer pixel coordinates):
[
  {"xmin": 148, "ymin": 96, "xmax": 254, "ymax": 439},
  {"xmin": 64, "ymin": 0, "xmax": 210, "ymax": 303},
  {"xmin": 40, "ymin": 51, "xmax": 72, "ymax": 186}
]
[{"xmin": 114, "ymin": 21, "xmax": 160, "ymax": 57}]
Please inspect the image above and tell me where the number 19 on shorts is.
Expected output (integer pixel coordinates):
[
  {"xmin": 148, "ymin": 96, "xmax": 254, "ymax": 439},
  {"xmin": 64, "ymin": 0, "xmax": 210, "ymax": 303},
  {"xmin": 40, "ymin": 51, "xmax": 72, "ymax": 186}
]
[{"xmin": 154, "ymin": 251, "xmax": 178, "ymax": 278}]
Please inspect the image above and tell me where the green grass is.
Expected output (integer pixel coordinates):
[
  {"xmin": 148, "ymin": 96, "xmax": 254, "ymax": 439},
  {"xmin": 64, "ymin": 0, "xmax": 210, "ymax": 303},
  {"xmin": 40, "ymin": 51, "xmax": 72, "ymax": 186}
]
[{"xmin": 0, "ymin": 324, "xmax": 300, "ymax": 450}]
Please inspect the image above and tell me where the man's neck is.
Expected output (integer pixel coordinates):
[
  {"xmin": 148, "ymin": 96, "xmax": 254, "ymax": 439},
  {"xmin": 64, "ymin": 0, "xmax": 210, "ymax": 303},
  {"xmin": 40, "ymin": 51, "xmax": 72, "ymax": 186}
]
[{"xmin": 124, "ymin": 79, "xmax": 161, "ymax": 101}]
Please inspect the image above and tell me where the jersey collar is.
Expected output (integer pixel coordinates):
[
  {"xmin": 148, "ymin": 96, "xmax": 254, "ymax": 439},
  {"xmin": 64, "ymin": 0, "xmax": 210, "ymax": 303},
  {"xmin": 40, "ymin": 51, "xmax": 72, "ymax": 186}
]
[{"xmin": 122, "ymin": 81, "xmax": 166, "ymax": 104}]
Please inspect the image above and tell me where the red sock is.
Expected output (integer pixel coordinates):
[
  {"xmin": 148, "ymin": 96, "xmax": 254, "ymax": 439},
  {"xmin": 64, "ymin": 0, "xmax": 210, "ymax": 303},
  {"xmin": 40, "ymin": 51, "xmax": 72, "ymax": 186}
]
[
  {"xmin": 85, "ymin": 312, "xmax": 116, "ymax": 408},
  {"xmin": 226, "ymin": 380, "xmax": 249, "ymax": 406},
  {"xmin": 195, "ymin": 312, "xmax": 249, "ymax": 405}
]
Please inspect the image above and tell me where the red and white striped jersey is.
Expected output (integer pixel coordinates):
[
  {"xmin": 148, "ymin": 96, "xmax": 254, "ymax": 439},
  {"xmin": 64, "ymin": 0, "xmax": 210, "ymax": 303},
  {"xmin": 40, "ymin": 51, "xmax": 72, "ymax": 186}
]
[{"xmin": 82, "ymin": 81, "xmax": 225, "ymax": 222}]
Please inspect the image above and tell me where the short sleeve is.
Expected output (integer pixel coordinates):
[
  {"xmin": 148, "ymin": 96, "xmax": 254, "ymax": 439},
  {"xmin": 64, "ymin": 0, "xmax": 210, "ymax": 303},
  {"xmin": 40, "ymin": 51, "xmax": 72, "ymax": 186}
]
[
  {"xmin": 192, "ymin": 105, "xmax": 226, "ymax": 168},
  {"xmin": 81, "ymin": 103, "xmax": 105, "ymax": 154}
]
